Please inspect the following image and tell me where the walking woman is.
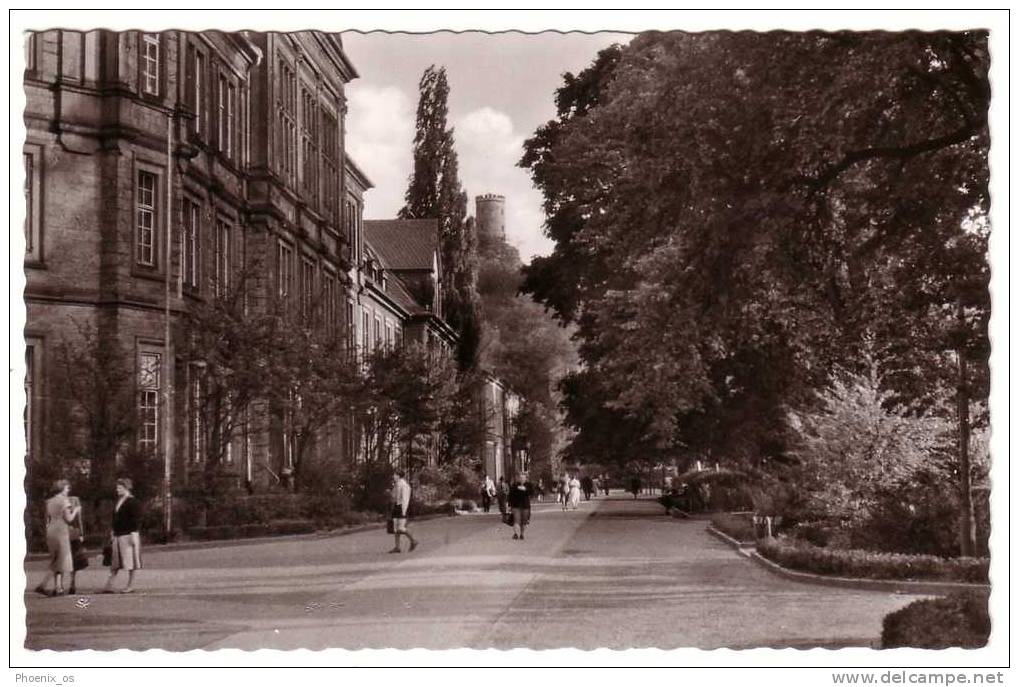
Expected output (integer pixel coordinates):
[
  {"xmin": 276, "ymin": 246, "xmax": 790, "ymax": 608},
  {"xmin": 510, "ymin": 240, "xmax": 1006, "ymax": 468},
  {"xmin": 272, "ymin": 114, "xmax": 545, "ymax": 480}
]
[
  {"xmin": 567, "ymin": 475, "xmax": 582, "ymax": 510},
  {"xmin": 508, "ymin": 474, "xmax": 531, "ymax": 541},
  {"xmin": 103, "ymin": 478, "xmax": 142, "ymax": 594},
  {"xmin": 35, "ymin": 480, "xmax": 80, "ymax": 596}
]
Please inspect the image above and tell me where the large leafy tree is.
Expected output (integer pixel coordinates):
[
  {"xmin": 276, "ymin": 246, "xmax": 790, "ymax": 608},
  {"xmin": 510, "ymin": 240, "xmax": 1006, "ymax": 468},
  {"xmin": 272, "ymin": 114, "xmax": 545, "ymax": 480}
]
[
  {"xmin": 400, "ymin": 65, "xmax": 481, "ymax": 369},
  {"xmin": 521, "ymin": 32, "xmax": 990, "ymax": 551}
]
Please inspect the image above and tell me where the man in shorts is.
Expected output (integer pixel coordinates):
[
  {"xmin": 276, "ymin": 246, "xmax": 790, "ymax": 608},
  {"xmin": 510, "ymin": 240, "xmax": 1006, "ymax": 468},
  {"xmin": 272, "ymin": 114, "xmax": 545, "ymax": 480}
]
[{"xmin": 389, "ymin": 469, "xmax": 418, "ymax": 554}]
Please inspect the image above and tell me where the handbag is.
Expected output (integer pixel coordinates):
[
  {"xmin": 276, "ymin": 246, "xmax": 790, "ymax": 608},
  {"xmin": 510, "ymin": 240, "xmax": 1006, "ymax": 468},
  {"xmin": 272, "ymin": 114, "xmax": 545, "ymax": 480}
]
[
  {"xmin": 502, "ymin": 511, "xmax": 514, "ymax": 527},
  {"xmin": 386, "ymin": 518, "xmax": 395, "ymax": 535},
  {"xmin": 102, "ymin": 541, "xmax": 112, "ymax": 567},
  {"xmin": 71, "ymin": 538, "xmax": 89, "ymax": 571}
]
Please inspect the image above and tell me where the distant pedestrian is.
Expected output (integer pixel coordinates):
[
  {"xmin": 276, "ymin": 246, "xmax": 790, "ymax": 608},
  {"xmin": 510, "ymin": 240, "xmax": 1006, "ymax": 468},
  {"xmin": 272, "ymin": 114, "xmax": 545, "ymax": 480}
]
[
  {"xmin": 581, "ymin": 475, "xmax": 594, "ymax": 500},
  {"xmin": 103, "ymin": 478, "xmax": 142, "ymax": 594},
  {"xmin": 568, "ymin": 476, "xmax": 582, "ymax": 510},
  {"xmin": 629, "ymin": 476, "xmax": 641, "ymax": 500},
  {"xmin": 481, "ymin": 474, "xmax": 496, "ymax": 513},
  {"xmin": 35, "ymin": 480, "xmax": 80, "ymax": 596},
  {"xmin": 508, "ymin": 474, "xmax": 532, "ymax": 541},
  {"xmin": 496, "ymin": 475, "xmax": 509, "ymax": 514},
  {"xmin": 388, "ymin": 469, "xmax": 418, "ymax": 554},
  {"xmin": 602, "ymin": 474, "xmax": 611, "ymax": 496},
  {"xmin": 559, "ymin": 474, "xmax": 570, "ymax": 510}
]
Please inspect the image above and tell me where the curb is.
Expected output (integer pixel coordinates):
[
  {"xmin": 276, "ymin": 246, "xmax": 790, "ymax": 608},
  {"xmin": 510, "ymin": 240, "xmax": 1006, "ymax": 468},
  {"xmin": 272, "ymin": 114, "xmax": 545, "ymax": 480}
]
[
  {"xmin": 746, "ymin": 550, "xmax": 992, "ymax": 596},
  {"xmin": 24, "ymin": 511, "xmax": 452, "ymax": 563},
  {"xmin": 706, "ymin": 525, "xmax": 756, "ymax": 553}
]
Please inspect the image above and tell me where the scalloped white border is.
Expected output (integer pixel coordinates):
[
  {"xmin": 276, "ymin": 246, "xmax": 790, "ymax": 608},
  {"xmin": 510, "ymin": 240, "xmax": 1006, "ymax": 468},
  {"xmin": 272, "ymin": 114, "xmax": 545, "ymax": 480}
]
[{"xmin": 6, "ymin": 8, "xmax": 1011, "ymax": 677}]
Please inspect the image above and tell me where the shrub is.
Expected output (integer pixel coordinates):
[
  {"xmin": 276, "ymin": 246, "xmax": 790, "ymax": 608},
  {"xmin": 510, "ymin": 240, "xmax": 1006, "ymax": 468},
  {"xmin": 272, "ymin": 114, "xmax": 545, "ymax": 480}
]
[
  {"xmin": 195, "ymin": 492, "xmax": 356, "ymax": 529},
  {"xmin": 711, "ymin": 512, "xmax": 756, "ymax": 543},
  {"xmin": 451, "ymin": 498, "xmax": 479, "ymax": 512},
  {"xmin": 849, "ymin": 475, "xmax": 991, "ymax": 558},
  {"xmin": 348, "ymin": 461, "xmax": 395, "ymax": 513},
  {"xmin": 414, "ymin": 465, "xmax": 454, "ymax": 502},
  {"xmin": 758, "ymin": 538, "xmax": 989, "ymax": 583},
  {"xmin": 673, "ymin": 469, "xmax": 756, "ymax": 512},
  {"xmin": 444, "ymin": 464, "xmax": 482, "ymax": 500},
  {"xmin": 786, "ymin": 521, "xmax": 835, "ymax": 547},
  {"xmin": 881, "ymin": 592, "xmax": 990, "ymax": 649},
  {"xmin": 187, "ymin": 519, "xmax": 316, "ymax": 541}
]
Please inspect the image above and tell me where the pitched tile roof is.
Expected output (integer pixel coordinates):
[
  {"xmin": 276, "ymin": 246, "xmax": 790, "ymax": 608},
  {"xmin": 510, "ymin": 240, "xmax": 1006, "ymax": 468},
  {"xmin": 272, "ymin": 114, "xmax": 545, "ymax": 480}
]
[
  {"xmin": 364, "ymin": 219, "xmax": 439, "ymax": 271},
  {"xmin": 386, "ymin": 274, "xmax": 425, "ymax": 314}
]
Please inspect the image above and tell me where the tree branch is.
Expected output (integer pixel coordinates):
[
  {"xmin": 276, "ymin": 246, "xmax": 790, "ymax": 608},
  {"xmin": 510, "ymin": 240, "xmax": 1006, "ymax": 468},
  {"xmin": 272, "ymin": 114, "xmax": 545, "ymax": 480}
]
[{"xmin": 799, "ymin": 121, "xmax": 983, "ymax": 193}]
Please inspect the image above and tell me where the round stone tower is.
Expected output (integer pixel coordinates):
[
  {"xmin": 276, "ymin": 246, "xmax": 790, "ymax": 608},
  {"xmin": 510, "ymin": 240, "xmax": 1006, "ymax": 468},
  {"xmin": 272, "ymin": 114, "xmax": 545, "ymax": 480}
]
[{"xmin": 475, "ymin": 193, "xmax": 506, "ymax": 245}]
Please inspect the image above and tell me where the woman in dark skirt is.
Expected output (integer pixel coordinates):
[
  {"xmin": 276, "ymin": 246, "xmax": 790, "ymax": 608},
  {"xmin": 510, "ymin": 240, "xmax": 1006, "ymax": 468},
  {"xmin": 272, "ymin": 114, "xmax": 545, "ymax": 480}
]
[
  {"xmin": 67, "ymin": 495, "xmax": 88, "ymax": 595},
  {"xmin": 103, "ymin": 478, "xmax": 142, "ymax": 594}
]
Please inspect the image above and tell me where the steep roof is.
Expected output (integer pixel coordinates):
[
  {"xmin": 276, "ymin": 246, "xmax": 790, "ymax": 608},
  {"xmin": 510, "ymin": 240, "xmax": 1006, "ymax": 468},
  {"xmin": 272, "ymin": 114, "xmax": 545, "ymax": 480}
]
[
  {"xmin": 386, "ymin": 273, "xmax": 425, "ymax": 314},
  {"xmin": 364, "ymin": 219, "xmax": 439, "ymax": 272}
]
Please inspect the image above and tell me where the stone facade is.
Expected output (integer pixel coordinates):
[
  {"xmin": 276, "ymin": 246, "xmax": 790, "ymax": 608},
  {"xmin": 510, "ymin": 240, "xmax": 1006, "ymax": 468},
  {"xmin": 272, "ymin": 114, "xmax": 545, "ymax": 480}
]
[
  {"xmin": 22, "ymin": 30, "xmax": 360, "ymax": 496},
  {"xmin": 478, "ymin": 376, "xmax": 522, "ymax": 482}
]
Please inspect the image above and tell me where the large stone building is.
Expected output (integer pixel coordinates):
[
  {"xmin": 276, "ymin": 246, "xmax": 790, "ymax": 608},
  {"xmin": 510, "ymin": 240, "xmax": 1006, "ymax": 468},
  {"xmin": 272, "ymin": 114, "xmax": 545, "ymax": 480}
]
[
  {"xmin": 22, "ymin": 30, "xmax": 370, "ymax": 496},
  {"xmin": 21, "ymin": 29, "xmax": 532, "ymax": 515}
]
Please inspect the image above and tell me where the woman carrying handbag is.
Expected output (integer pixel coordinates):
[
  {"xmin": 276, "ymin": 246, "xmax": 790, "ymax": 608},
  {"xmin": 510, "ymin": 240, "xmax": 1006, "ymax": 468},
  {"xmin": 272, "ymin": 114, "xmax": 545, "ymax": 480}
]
[
  {"xmin": 103, "ymin": 478, "xmax": 142, "ymax": 594},
  {"xmin": 67, "ymin": 495, "xmax": 89, "ymax": 595}
]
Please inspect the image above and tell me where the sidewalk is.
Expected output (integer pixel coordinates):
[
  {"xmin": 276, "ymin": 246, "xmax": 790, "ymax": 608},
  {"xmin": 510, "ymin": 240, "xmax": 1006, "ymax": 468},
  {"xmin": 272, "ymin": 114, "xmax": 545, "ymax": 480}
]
[{"xmin": 23, "ymin": 511, "xmax": 452, "ymax": 564}]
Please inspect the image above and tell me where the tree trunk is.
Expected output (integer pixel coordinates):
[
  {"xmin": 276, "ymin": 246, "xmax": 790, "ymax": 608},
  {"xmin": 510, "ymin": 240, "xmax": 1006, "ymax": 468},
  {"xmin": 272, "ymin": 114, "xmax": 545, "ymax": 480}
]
[{"xmin": 955, "ymin": 302, "xmax": 977, "ymax": 557}]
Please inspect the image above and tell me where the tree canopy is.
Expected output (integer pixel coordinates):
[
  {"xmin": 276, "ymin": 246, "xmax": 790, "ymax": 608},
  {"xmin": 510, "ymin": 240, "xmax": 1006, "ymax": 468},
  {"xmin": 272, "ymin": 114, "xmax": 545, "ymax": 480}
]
[
  {"xmin": 400, "ymin": 65, "xmax": 481, "ymax": 369},
  {"xmin": 520, "ymin": 31, "xmax": 990, "ymax": 549}
]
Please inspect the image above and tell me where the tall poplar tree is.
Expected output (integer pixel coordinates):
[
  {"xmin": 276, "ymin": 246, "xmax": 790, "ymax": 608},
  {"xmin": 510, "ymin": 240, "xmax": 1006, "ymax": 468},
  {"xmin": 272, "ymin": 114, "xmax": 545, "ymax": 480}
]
[{"xmin": 400, "ymin": 65, "xmax": 480, "ymax": 369}]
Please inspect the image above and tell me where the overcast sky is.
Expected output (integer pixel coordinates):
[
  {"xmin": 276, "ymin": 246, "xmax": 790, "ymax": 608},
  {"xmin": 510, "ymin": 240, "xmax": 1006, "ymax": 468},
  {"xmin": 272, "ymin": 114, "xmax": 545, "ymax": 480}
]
[{"xmin": 341, "ymin": 31, "xmax": 631, "ymax": 261}]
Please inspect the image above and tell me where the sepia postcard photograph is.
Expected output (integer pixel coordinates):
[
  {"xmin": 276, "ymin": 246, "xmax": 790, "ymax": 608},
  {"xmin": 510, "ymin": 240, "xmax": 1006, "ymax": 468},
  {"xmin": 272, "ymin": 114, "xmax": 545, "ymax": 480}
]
[{"xmin": 8, "ymin": 8, "xmax": 1011, "ymax": 677}]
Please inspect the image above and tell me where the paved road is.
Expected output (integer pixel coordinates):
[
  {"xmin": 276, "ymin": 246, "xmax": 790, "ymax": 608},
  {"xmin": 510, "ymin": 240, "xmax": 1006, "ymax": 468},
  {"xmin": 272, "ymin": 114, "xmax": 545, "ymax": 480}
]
[{"xmin": 22, "ymin": 494, "xmax": 923, "ymax": 650}]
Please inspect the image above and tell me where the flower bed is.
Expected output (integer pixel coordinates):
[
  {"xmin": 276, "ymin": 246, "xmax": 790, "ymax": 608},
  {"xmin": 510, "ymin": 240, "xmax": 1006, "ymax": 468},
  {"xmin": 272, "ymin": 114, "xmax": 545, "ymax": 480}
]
[
  {"xmin": 758, "ymin": 538, "xmax": 989, "ymax": 584},
  {"xmin": 881, "ymin": 592, "xmax": 990, "ymax": 648},
  {"xmin": 710, "ymin": 512, "xmax": 757, "ymax": 544}
]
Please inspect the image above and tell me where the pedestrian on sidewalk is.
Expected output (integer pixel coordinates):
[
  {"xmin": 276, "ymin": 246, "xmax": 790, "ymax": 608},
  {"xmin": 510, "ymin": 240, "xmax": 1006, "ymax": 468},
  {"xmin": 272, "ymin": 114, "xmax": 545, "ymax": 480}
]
[
  {"xmin": 602, "ymin": 474, "xmax": 611, "ymax": 496},
  {"xmin": 496, "ymin": 475, "xmax": 509, "ymax": 515},
  {"xmin": 629, "ymin": 476, "xmax": 641, "ymax": 500},
  {"xmin": 581, "ymin": 475, "xmax": 594, "ymax": 501},
  {"xmin": 568, "ymin": 475, "xmax": 582, "ymax": 509},
  {"xmin": 508, "ymin": 474, "xmax": 532, "ymax": 541},
  {"xmin": 559, "ymin": 474, "xmax": 570, "ymax": 510},
  {"xmin": 103, "ymin": 478, "xmax": 142, "ymax": 594},
  {"xmin": 481, "ymin": 474, "xmax": 496, "ymax": 513},
  {"xmin": 388, "ymin": 469, "xmax": 418, "ymax": 554},
  {"xmin": 35, "ymin": 479, "xmax": 80, "ymax": 597}
]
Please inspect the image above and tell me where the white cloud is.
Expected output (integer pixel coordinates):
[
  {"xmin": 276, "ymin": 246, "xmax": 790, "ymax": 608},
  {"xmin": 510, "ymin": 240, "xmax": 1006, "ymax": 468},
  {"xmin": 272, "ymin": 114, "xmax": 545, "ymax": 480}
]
[
  {"xmin": 345, "ymin": 90, "xmax": 552, "ymax": 261},
  {"xmin": 454, "ymin": 107, "xmax": 552, "ymax": 261},
  {"xmin": 344, "ymin": 84, "xmax": 415, "ymax": 220}
]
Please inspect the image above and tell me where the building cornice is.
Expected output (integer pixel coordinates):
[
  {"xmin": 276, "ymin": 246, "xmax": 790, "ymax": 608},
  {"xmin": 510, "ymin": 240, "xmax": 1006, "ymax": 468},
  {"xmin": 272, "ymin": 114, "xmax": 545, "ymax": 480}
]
[{"xmin": 344, "ymin": 155, "xmax": 375, "ymax": 190}]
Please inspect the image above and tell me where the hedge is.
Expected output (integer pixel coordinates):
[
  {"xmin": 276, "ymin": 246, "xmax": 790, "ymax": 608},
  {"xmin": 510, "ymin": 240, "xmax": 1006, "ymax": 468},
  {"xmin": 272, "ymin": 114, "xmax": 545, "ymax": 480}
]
[
  {"xmin": 671, "ymin": 469, "xmax": 756, "ymax": 512},
  {"xmin": 882, "ymin": 592, "xmax": 990, "ymax": 649},
  {"xmin": 758, "ymin": 538, "xmax": 989, "ymax": 583},
  {"xmin": 187, "ymin": 519, "xmax": 317, "ymax": 541},
  {"xmin": 711, "ymin": 512, "xmax": 757, "ymax": 543}
]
